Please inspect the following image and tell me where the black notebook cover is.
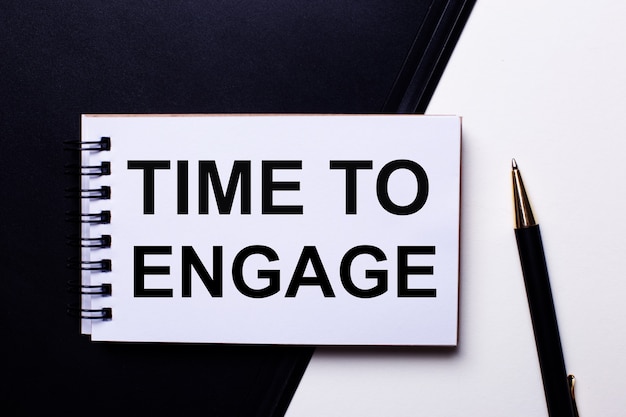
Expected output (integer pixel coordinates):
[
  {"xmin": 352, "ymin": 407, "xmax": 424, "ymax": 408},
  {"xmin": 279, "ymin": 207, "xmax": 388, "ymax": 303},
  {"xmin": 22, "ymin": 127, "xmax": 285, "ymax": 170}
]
[{"xmin": 0, "ymin": 1, "xmax": 473, "ymax": 416}]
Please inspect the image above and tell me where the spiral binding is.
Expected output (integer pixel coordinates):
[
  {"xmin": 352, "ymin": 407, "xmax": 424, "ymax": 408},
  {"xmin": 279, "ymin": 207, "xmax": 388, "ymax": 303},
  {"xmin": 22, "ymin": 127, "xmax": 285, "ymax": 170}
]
[
  {"xmin": 65, "ymin": 161, "xmax": 111, "ymax": 176},
  {"xmin": 67, "ymin": 136, "xmax": 113, "ymax": 321},
  {"xmin": 64, "ymin": 136, "xmax": 111, "ymax": 151},
  {"xmin": 81, "ymin": 161, "xmax": 111, "ymax": 176},
  {"xmin": 65, "ymin": 210, "xmax": 111, "ymax": 224},
  {"xmin": 67, "ymin": 281, "xmax": 112, "ymax": 295},
  {"xmin": 65, "ymin": 185, "xmax": 111, "ymax": 199},
  {"xmin": 67, "ymin": 258, "xmax": 112, "ymax": 272},
  {"xmin": 67, "ymin": 305, "xmax": 113, "ymax": 320},
  {"xmin": 66, "ymin": 234, "xmax": 112, "ymax": 248}
]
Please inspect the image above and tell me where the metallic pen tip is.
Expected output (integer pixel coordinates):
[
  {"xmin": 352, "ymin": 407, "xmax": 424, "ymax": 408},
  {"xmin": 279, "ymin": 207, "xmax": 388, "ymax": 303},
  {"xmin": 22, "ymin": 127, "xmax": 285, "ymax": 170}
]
[
  {"xmin": 512, "ymin": 158, "xmax": 518, "ymax": 169},
  {"xmin": 512, "ymin": 158, "xmax": 537, "ymax": 228}
]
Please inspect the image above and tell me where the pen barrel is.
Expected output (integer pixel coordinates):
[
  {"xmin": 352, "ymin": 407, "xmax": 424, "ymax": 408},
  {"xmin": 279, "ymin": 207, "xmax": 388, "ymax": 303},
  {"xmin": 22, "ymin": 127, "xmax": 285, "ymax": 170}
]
[{"xmin": 515, "ymin": 225, "xmax": 574, "ymax": 417}]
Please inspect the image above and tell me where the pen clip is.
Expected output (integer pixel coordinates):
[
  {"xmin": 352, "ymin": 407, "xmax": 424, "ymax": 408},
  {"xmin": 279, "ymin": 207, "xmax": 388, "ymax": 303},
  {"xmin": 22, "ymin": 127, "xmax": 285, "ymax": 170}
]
[{"xmin": 567, "ymin": 375, "xmax": 580, "ymax": 417}]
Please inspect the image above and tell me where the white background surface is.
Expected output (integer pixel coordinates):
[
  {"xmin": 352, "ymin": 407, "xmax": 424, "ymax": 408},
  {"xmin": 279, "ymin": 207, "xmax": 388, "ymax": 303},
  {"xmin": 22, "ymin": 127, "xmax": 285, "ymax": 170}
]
[{"xmin": 286, "ymin": 1, "xmax": 626, "ymax": 415}]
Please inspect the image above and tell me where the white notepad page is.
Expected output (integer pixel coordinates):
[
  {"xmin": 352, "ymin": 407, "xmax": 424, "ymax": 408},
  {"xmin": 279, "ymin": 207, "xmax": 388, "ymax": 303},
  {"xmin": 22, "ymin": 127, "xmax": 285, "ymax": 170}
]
[{"xmin": 80, "ymin": 114, "xmax": 460, "ymax": 345}]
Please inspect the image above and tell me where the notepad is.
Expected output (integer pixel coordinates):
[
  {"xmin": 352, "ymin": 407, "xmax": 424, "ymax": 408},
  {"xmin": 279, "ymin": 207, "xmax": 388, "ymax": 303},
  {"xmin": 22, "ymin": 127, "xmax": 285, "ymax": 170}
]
[{"xmin": 78, "ymin": 114, "xmax": 460, "ymax": 345}]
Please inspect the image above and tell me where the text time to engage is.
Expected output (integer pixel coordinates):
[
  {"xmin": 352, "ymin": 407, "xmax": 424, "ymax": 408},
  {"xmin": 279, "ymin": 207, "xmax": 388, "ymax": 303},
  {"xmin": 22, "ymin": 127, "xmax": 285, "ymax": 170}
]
[{"xmin": 127, "ymin": 159, "xmax": 435, "ymax": 299}]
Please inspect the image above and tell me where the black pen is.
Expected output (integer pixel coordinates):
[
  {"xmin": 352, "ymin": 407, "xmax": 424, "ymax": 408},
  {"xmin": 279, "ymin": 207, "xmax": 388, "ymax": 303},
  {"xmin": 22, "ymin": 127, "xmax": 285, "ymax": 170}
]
[{"xmin": 512, "ymin": 159, "xmax": 579, "ymax": 417}]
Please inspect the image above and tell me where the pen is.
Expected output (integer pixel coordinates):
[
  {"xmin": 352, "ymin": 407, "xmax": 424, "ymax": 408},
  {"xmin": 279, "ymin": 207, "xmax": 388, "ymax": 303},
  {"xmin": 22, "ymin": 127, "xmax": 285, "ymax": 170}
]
[{"xmin": 511, "ymin": 159, "xmax": 579, "ymax": 417}]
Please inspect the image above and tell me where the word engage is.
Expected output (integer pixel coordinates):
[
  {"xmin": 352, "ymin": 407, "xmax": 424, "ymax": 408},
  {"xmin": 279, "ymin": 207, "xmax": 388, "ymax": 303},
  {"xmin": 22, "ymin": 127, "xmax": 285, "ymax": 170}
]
[{"xmin": 134, "ymin": 245, "xmax": 436, "ymax": 299}]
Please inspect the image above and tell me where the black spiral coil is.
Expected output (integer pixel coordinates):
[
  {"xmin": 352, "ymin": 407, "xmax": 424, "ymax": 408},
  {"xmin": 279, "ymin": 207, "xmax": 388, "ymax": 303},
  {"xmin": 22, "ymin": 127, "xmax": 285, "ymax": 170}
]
[
  {"xmin": 67, "ymin": 136, "xmax": 113, "ymax": 321},
  {"xmin": 64, "ymin": 136, "xmax": 111, "ymax": 151},
  {"xmin": 67, "ymin": 306, "xmax": 113, "ymax": 320}
]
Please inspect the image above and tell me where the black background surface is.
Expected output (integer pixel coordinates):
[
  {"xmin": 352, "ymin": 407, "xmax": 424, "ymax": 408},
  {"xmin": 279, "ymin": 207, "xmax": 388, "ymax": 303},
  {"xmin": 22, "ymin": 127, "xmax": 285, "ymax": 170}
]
[{"xmin": 0, "ymin": 1, "xmax": 473, "ymax": 416}]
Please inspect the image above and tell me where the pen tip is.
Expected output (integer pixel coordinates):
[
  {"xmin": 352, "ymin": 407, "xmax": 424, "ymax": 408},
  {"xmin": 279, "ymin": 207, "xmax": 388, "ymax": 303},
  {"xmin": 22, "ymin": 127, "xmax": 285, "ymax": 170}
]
[{"xmin": 512, "ymin": 158, "xmax": 518, "ymax": 169}]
